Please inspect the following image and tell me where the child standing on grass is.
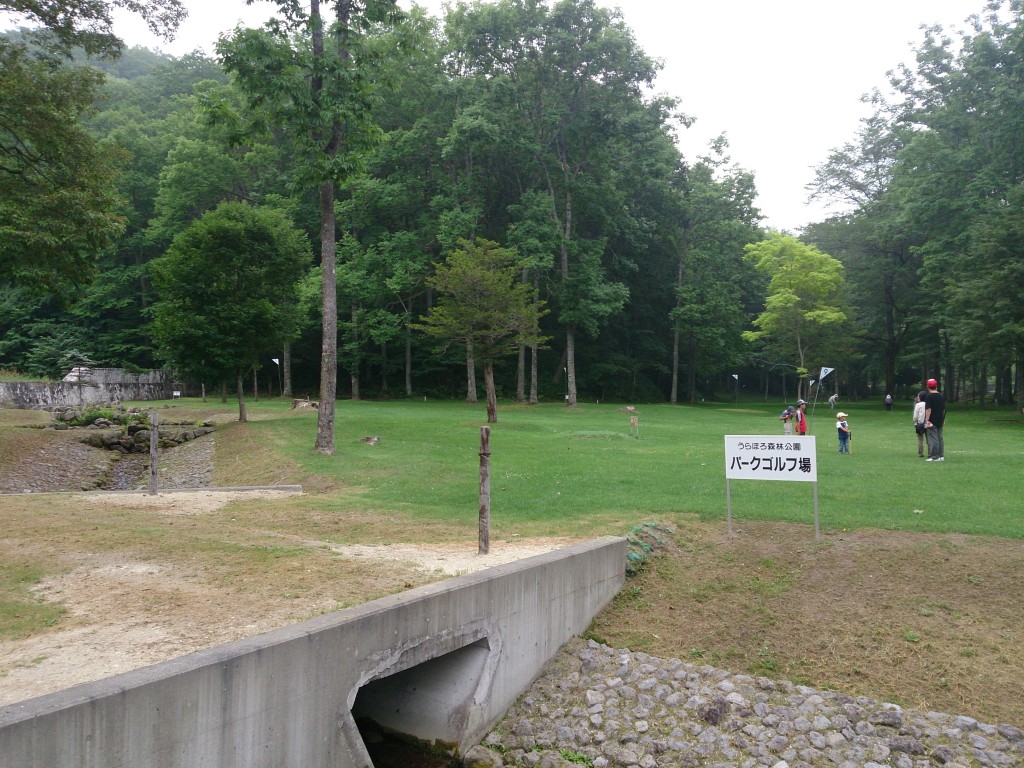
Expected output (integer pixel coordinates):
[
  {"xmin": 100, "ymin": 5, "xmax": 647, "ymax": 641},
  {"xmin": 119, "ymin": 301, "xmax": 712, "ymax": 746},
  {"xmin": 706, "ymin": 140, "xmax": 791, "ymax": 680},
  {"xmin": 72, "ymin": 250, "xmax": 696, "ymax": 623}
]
[
  {"xmin": 836, "ymin": 412, "xmax": 851, "ymax": 454},
  {"xmin": 913, "ymin": 390, "xmax": 927, "ymax": 457},
  {"xmin": 780, "ymin": 405, "xmax": 794, "ymax": 436}
]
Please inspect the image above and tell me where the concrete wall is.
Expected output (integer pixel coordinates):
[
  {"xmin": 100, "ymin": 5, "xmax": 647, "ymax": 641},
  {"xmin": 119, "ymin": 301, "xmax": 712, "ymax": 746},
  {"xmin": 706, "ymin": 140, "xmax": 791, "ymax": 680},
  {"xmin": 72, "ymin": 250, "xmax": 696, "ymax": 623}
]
[
  {"xmin": 0, "ymin": 537, "xmax": 626, "ymax": 768},
  {"xmin": 0, "ymin": 369, "xmax": 176, "ymax": 409}
]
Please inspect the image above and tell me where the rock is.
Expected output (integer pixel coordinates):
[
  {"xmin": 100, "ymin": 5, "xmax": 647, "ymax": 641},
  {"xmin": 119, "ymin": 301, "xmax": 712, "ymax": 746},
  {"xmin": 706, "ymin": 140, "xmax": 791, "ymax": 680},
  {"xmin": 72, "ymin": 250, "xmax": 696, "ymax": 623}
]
[
  {"xmin": 462, "ymin": 745, "xmax": 503, "ymax": 768},
  {"xmin": 698, "ymin": 696, "xmax": 729, "ymax": 725}
]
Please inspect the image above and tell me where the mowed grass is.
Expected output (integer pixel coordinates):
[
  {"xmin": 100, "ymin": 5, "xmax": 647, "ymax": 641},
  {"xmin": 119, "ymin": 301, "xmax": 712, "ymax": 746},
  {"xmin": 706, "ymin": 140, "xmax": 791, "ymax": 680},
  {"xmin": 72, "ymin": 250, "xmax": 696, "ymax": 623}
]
[{"xmin": 227, "ymin": 398, "xmax": 1023, "ymax": 539}]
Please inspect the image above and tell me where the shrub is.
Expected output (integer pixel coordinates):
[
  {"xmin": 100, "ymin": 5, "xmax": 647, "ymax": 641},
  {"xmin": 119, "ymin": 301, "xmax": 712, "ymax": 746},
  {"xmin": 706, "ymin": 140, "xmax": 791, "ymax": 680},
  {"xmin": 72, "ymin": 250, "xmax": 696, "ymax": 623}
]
[{"xmin": 68, "ymin": 406, "xmax": 117, "ymax": 426}]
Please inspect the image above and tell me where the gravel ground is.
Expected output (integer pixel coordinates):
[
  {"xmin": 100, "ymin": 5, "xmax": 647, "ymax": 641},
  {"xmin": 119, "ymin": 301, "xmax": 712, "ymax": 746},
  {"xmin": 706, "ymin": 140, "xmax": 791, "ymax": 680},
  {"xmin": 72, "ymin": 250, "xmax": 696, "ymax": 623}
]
[{"xmin": 474, "ymin": 638, "xmax": 1024, "ymax": 768}]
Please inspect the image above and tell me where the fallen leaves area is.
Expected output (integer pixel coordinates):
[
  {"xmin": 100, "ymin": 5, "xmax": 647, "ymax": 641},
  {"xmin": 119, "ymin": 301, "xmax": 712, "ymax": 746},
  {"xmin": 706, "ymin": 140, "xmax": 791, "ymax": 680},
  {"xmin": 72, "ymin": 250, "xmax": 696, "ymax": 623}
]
[{"xmin": 591, "ymin": 519, "xmax": 1024, "ymax": 728}]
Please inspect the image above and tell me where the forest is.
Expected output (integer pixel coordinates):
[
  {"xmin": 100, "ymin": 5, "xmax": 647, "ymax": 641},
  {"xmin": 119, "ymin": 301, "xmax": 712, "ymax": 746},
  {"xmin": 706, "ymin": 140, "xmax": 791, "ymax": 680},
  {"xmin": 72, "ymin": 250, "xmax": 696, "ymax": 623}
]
[{"xmin": 2, "ymin": 0, "xmax": 1022, "ymax": 426}]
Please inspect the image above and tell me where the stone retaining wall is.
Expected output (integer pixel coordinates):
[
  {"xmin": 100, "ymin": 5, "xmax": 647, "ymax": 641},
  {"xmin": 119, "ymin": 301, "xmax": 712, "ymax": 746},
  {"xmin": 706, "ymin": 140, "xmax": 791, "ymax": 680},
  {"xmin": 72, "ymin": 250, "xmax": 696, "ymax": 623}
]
[{"xmin": 0, "ymin": 369, "xmax": 178, "ymax": 409}]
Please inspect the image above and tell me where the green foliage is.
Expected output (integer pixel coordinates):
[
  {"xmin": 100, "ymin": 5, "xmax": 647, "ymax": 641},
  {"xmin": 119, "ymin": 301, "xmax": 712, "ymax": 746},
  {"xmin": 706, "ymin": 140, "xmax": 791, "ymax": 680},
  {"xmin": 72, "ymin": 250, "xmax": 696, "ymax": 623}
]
[
  {"xmin": 149, "ymin": 201, "xmax": 310, "ymax": 388},
  {"xmin": 0, "ymin": 368, "xmax": 32, "ymax": 382},
  {"xmin": 415, "ymin": 238, "xmax": 548, "ymax": 361},
  {"xmin": 558, "ymin": 748, "xmax": 594, "ymax": 766},
  {"xmin": 3, "ymin": 0, "xmax": 185, "ymax": 59},
  {"xmin": 744, "ymin": 234, "xmax": 847, "ymax": 377},
  {"xmin": 0, "ymin": 42, "xmax": 125, "ymax": 292}
]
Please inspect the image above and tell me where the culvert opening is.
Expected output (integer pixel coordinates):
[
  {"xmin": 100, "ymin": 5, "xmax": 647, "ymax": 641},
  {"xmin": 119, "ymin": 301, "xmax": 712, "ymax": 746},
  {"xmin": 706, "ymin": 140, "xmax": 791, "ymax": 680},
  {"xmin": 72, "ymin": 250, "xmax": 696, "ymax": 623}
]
[{"xmin": 352, "ymin": 637, "xmax": 491, "ymax": 768}]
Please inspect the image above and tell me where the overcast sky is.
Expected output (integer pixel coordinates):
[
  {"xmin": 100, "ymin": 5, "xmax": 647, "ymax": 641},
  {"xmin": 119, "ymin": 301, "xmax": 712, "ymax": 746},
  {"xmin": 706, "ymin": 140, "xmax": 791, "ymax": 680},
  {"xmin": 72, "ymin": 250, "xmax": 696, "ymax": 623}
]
[{"xmin": 101, "ymin": 0, "xmax": 989, "ymax": 231}]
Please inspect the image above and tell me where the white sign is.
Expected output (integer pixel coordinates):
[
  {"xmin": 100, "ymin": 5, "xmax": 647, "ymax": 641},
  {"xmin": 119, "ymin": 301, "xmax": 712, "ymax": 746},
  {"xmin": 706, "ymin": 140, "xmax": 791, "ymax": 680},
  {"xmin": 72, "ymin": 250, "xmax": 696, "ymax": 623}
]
[{"xmin": 724, "ymin": 435, "xmax": 817, "ymax": 483}]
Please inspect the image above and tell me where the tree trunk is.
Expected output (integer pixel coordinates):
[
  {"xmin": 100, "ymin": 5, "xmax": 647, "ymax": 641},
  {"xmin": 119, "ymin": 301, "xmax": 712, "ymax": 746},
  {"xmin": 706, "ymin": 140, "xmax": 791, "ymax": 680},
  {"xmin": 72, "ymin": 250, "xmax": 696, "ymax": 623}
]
[
  {"xmin": 483, "ymin": 360, "xmax": 497, "ymax": 423},
  {"xmin": 515, "ymin": 265, "xmax": 528, "ymax": 402},
  {"xmin": 312, "ymin": 0, "xmax": 343, "ymax": 455},
  {"xmin": 670, "ymin": 231, "xmax": 687, "ymax": 405},
  {"xmin": 670, "ymin": 325, "xmax": 680, "ymax": 405},
  {"xmin": 405, "ymin": 307, "xmax": 413, "ymax": 397},
  {"xmin": 529, "ymin": 343, "xmax": 539, "ymax": 405},
  {"xmin": 529, "ymin": 269, "xmax": 540, "ymax": 405},
  {"xmin": 466, "ymin": 341, "xmax": 478, "ymax": 404},
  {"xmin": 686, "ymin": 333, "xmax": 698, "ymax": 405},
  {"xmin": 379, "ymin": 341, "xmax": 389, "ymax": 395},
  {"xmin": 566, "ymin": 326, "xmax": 578, "ymax": 406},
  {"xmin": 350, "ymin": 303, "xmax": 360, "ymax": 401},
  {"xmin": 236, "ymin": 371, "xmax": 247, "ymax": 422},
  {"xmin": 516, "ymin": 343, "xmax": 526, "ymax": 402},
  {"xmin": 252, "ymin": 367, "xmax": 258, "ymax": 401},
  {"xmin": 315, "ymin": 179, "xmax": 338, "ymax": 454},
  {"xmin": 283, "ymin": 343, "xmax": 292, "ymax": 397},
  {"xmin": 559, "ymin": 185, "xmax": 577, "ymax": 407}
]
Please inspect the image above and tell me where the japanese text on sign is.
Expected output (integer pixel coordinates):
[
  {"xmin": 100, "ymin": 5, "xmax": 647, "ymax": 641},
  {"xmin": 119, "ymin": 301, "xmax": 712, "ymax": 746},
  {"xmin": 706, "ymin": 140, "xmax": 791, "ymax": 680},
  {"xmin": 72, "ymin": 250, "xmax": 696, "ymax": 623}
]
[{"xmin": 724, "ymin": 435, "xmax": 817, "ymax": 483}]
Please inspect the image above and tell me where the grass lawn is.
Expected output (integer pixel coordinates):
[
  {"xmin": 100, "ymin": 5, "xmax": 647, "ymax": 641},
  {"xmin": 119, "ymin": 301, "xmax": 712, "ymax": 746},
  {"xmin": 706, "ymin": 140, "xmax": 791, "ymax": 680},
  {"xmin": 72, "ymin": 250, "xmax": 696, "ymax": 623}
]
[{"xmin": 229, "ymin": 397, "xmax": 1023, "ymax": 538}]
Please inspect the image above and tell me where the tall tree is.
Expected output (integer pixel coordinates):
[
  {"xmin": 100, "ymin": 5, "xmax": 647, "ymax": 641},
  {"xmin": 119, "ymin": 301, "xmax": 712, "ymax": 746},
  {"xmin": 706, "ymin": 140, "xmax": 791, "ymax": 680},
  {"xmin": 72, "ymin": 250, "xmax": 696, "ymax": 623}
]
[
  {"xmin": 743, "ymin": 234, "xmax": 848, "ymax": 400},
  {"xmin": 445, "ymin": 0, "xmax": 656, "ymax": 406},
  {"xmin": 670, "ymin": 138, "xmax": 761, "ymax": 404},
  {"xmin": 0, "ymin": 1, "xmax": 184, "ymax": 292},
  {"xmin": 414, "ymin": 238, "xmax": 547, "ymax": 423},
  {"xmin": 0, "ymin": 47, "xmax": 124, "ymax": 291},
  {"xmin": 806, "ymin": 101, "xmax": 924, "ymax": 397},
  {"xmin": 149, "ymin": 202, "xmax": 309, "ymax": 421},
  {"xmin": 219, "ymin": 0, "xmax": 405, "ymax": 453}
]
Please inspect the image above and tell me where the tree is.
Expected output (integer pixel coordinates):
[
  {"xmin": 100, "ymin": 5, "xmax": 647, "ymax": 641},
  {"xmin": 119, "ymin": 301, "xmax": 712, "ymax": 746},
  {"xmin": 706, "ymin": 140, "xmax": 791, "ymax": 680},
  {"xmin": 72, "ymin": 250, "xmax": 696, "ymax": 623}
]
[
  {"xmin": 219, "ymin": 0, "xmax": 406, "ymax": 454},
  {"xmin": 669, "ymin": 139, "xmax": 761, "ymax": 404},
  {"xmin": 1, "ymin": 1, "xmax": 185, "ymax": 58},
  {"xmin": 414, "ymin": 238, "xmax": 547, "ymax": 423},
  {"xmin": 149, "ymin": 202, "xmax": 309, "ymax": 421},
  {"xmin": 805, "ymin": 101, "xmax": 923, "ymax": 397},
  {"xmin": 445, "ymin": 0, "xmax": 657, "ymax": 406},
  {"xmin": 0, "ymin": 1, "xmax": 185, "ymax": 291},
  {"xmin": 743, "ymin": 234, "xmax": 847, "ymax": 399},
  {"xmin": 0, "ymin": 46, "xmax": 126, "ymax": 291}
]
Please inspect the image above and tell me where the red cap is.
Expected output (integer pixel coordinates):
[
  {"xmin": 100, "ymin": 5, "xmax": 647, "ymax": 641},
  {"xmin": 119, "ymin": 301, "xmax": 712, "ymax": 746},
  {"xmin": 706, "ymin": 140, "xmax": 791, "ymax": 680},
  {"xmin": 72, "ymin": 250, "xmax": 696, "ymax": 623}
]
[{"xmin": 926, "ymin": 378, "xmax": 938, "ymax": 388}]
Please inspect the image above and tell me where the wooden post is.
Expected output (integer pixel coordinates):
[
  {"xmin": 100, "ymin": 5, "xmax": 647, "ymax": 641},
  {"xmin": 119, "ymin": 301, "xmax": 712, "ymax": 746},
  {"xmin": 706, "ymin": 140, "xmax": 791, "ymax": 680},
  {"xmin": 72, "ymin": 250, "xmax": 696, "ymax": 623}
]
[
  {"xmin": 478, "ymin": 426, "xmax": 491, "ymax": 555},
  {"xmin": 148, "ymin": 411, "xmax": 159, "ymax": 496}
]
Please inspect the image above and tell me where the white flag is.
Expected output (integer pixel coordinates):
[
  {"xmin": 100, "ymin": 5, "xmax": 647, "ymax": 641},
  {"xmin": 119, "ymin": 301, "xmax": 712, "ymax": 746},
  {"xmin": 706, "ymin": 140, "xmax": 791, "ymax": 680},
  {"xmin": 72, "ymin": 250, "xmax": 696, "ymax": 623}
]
[{"xmin": 820, "ymin": 366, "xmax": 834, "ymax": 380}]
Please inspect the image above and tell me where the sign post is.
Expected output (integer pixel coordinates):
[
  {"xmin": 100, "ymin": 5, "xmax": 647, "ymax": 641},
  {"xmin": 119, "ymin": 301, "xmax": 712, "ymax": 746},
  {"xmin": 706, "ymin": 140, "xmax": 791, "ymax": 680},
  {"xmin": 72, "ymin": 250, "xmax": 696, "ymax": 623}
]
[{"xmin": 724, "ymin": 435, "xmax": 820, "ymax": 541}]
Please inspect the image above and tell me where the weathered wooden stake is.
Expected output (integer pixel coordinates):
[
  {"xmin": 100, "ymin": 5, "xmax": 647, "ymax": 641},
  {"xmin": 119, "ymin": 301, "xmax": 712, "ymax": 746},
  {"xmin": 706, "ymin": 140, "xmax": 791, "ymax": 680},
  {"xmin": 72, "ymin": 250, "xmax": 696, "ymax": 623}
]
[
  {"xmin": 148, "ymin": 411, "xmax": 159, "ymax": 496},
  {"xmin": 478, "ymin": 425, "xmax": 491, "ymax": 555}
]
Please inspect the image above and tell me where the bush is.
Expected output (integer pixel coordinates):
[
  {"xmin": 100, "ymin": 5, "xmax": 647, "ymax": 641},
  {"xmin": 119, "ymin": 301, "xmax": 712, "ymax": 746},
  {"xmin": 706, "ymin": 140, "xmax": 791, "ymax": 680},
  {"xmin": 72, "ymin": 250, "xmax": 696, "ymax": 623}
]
[{"xmin": 68, "ymin": 406, "xmax": 117, "ymax": 426}]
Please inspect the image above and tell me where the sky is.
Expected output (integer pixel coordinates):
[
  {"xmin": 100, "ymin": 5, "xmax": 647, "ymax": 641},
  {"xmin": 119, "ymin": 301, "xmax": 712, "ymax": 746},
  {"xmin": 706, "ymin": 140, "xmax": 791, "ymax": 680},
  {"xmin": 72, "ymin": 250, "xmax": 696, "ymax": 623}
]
[{"xmin": 96, "ymin": 1, "xmax": 992, "ymax": 231}]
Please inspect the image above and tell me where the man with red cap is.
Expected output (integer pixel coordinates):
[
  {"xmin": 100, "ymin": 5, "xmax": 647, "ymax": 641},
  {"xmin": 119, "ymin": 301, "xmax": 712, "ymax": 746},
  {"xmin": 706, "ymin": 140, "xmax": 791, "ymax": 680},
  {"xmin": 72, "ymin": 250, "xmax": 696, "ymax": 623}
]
[{"xmin": 924, "ymin": 378, "xmax": 946, "ymax": 461}]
